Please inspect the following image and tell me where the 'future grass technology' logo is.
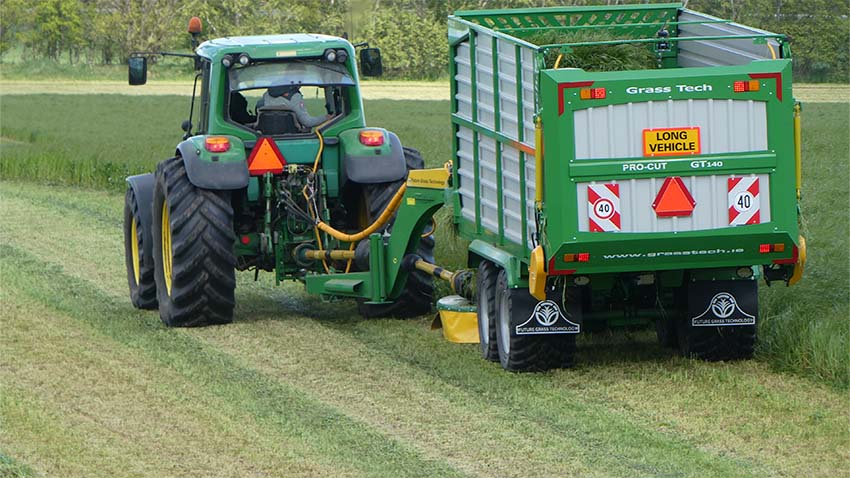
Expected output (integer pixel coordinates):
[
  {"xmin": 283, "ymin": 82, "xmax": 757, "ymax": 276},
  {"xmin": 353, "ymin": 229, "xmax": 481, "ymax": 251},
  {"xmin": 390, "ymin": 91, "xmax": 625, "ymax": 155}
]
[
  {"xmin": 691, "ymin": 292, "xmax": 755, "ymax": 326},
  {"xmin": 516, "ymin": 300, "xmax": 580, "ymax": 335}
]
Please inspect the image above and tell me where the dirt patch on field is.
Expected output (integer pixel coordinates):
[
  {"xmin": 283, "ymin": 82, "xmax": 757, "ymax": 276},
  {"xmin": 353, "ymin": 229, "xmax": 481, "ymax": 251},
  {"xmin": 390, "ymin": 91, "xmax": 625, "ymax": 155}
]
[{"xmin": 0, "ymin": 80, "xmax": 450, "ymax": 100}]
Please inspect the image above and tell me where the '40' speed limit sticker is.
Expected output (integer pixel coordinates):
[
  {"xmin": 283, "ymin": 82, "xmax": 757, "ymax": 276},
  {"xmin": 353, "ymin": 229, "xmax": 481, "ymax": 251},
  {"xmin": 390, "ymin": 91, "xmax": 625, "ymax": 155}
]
[
  {"xmin": 588, "ymin": 183, "xmax": 621, "ymax": 232},
  {"xmin": 728, "ymin": 177, "xmax": 761, "ymax": 226}
]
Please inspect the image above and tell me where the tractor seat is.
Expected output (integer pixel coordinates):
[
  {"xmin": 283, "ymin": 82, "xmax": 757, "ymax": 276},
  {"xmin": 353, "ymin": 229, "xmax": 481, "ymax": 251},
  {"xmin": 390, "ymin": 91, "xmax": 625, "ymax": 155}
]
[{"xmin": 255, "ymin": 107, "xmax": 306, "ymax": 135}]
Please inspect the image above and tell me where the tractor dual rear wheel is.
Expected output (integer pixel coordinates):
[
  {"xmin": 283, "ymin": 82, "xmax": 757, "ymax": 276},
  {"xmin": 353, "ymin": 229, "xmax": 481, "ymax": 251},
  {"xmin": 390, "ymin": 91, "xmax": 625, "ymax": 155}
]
[
  {"xmin": 357, "ymin": 147, "xmax": 435, "ymax": 319},
  {"xmin": 123, "ymin": 187, "xmax": 158, "ymax": 310},
  {"xmin": 152, "ymin": 157, "xmax": 237, "ymax": 327}
]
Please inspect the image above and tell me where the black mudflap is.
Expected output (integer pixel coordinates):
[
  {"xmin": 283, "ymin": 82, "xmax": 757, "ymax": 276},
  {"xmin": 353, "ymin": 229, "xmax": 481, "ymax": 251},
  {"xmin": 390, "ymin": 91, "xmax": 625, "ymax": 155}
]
[
  {"xmin": 688, "ymin": 280, "xmax": 757, "ymax": 327},
  {"xmin": 678, "ymin": 279, "xmax": 757, "ymax": 361}
]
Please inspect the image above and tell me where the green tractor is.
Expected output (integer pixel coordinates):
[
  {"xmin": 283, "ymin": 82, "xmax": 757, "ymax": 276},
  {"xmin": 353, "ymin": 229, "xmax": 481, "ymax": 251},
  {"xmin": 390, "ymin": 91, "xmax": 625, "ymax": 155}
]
[{"xmin": 123, "ymin": 18, "xmax": 441, "ymax": 326}]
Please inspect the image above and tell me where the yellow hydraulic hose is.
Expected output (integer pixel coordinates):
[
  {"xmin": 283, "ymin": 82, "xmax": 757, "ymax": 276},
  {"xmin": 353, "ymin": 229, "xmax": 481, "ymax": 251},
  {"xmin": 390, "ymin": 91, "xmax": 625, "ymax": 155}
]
[
  {"xmin": 316, "ymin": 183, "xmax": 407, "ymax": 242},
  {"xmin": 554, "ymin": 53, "xmax": 564, "ymax": 69},
  {"xmin": 306, "ymin": 128, "xmax": 330, "ymax": 272},
  {"xmin": 767, "ymin": 42, "xmax": 777, "ymax": 60}
]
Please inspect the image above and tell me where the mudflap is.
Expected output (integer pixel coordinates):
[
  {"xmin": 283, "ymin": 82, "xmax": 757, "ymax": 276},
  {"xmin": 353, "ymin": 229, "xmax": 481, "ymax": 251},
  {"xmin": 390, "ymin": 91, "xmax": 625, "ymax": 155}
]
[
  {"xmin": 679, "ymin": 279, "xmax": 757, "ymax": 361},
  {"xmin": 512, "ymin": 286, "xmax": 582, "ymax": 337},
  {"xmin": 688, "ymin": 280, "xmax": 757, "ymax": 327}
]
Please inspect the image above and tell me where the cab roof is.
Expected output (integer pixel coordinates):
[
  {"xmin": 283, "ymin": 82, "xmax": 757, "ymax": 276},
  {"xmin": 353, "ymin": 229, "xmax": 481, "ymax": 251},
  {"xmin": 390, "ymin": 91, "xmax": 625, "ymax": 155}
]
[{"xmin": 196, "ymin": 34, "xmax": 350, "ymax": 61}]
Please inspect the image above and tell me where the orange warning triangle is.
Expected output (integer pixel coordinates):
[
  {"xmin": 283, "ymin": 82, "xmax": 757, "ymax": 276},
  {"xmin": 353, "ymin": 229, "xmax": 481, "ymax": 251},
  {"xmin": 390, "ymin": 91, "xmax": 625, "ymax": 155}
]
[
  {"xmin": 247, "ymin": 137, "xmax": 286, "ymax": 175},
  {"xmin": 652, "ymin": 176, "xmax": 696, "ymax": 217}
]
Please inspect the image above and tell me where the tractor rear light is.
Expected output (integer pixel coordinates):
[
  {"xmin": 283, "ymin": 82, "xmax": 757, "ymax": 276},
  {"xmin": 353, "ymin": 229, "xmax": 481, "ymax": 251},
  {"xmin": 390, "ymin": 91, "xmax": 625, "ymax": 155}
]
[
  {"xmin": 759, "ymin": 243, "xmax": 771, "ymax": 253},
  {"xmin": 238, "ymin": 53, "xmax": 250, "ymax": 66},
  {"xmin": 240, "ymin": 235, "xmax": 251, "ymax": 245},
  {"xmin": 733, "ymin": 80, "xmax": 760, "ymax": 92},
  {"xmin": 359, "ymin": 130, "xmax": 384, "ymax": 146},
  {"xmin": 578, "ymin": 252, "xmax": 590, "ymax": 262},
  {"xmin": 205, "ymin": 136, "xmax": 230, "ymax": 152},
  {"xmin": 579, "ymin": 87, "xmax": 606, "ymax": 100}
]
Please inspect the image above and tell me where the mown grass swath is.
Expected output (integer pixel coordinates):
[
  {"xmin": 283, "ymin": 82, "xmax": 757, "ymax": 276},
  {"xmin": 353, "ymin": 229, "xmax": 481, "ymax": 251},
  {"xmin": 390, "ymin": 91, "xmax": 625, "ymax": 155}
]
[{"xmin": 0, "ymin": 95, "xmax": 846, "ymax": 389}]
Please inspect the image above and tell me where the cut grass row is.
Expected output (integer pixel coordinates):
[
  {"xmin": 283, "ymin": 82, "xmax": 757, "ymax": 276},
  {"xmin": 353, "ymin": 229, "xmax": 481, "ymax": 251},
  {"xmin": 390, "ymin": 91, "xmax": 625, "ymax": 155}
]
[
  {"xmin": 1, "ymin": 94, "xmax": 847, "ymax": 388},
  {"xmin": 1, "ymin": 180, "xmax": 848, "ymax": 477}
]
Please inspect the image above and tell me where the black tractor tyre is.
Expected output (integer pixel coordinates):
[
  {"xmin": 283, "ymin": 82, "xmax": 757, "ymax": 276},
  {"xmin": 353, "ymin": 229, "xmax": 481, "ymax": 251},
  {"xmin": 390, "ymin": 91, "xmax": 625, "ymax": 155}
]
[
  {"xmin": 123, "ymin": 187, "xmax": 158, "ymax": 310},
  {"xmin": 494, "ymin": 269, "xmax": 577, "ymax": 372},
  {"xmin": 151, "ymin": 157, "xmax": 237, "ymax": 327},
  {"xmin": 357, "ymin": 147, "xmax": 435, "ymax": 319},
  {"xmin": 476, "ymin": 260, "xmax": 499, "ymax": 361}
]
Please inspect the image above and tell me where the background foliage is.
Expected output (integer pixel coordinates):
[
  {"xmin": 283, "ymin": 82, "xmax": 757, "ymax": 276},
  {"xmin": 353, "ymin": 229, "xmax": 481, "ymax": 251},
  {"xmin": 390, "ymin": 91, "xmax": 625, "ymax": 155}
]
[{"xmin": 1, "ymin": 0, "xmax": 847, "ymax": 81}]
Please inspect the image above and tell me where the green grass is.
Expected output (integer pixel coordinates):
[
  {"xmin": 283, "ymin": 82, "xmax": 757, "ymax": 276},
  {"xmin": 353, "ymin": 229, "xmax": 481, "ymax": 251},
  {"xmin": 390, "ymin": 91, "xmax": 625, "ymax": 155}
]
[
  {"xmin": 0, "ymin": 180, "xmax": 847, "ymax": 477},
  {"xmin": 0, "ymin": 95, "xmax": 847, "ymax": 390}
]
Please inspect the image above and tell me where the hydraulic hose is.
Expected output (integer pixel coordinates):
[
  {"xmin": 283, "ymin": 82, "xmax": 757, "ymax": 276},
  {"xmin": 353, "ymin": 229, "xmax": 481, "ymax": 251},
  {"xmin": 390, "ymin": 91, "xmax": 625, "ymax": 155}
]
[{"xmin": 315, "ymin": 183, "xmax": 407, "ymax": 243}]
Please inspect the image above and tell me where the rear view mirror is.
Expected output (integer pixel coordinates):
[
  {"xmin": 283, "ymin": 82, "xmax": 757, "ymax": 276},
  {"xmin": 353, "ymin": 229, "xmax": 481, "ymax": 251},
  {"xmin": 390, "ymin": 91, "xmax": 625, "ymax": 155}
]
[
  {"xmin": 360, "ymin": 48, "xmax": 383, "ymax": 77},
  {"xmin": 128, "ymin": 56, "xmax": 147, "ymax": 85}
]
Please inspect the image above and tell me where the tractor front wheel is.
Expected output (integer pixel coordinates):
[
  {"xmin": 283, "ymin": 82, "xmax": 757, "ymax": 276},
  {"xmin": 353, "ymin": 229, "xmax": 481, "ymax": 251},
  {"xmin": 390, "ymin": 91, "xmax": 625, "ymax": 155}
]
[{"xmin": 152, "ymin": 157, "xmax": 237, "ymax": 327}]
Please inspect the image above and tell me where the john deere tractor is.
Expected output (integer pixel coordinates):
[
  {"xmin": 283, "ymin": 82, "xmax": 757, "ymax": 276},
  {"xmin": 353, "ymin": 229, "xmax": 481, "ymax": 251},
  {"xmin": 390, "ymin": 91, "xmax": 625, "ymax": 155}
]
[{"xmin": 123, "ymin": 18, "xmax": 442, "ymax": 326}]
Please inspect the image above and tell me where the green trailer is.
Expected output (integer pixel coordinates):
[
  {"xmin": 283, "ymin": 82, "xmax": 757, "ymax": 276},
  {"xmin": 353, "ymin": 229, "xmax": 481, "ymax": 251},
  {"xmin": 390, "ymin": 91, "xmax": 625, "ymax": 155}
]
[{"xmin": 448, "ymin": 3, "xmax": 806, "ymax": 370}]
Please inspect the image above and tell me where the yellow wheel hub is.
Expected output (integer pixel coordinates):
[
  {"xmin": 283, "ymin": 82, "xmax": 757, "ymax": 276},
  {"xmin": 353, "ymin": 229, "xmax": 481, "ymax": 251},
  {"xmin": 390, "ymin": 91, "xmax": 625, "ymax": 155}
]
[
  {"xmin": 161, "ymin": 201, "xmax": 173, "ymax": 296},
  {"xmin": 131, "ymin": 219, "xmax": 141, "ymax": 285}
]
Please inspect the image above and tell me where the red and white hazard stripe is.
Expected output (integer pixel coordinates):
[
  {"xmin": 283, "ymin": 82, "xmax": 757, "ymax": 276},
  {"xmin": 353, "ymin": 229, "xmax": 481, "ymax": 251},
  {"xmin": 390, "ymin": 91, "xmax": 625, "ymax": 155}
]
[
  {"xmin": 728, "ymin": 177, "xmax": 761, "ymax": 226},
  {"xmin": 588, "ymin": 183, "xmax": 621, "ymax": 232}
]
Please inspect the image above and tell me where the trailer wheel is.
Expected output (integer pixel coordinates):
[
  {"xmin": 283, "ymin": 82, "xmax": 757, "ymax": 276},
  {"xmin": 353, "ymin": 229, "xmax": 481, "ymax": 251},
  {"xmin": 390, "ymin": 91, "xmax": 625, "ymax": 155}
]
[
  {"xmin": 124, "ymin": 187, "xmax": 158, "ymax": 310},
  {"xmin": 476, "ymin": 260, "xmax": 499, "ymax": 361},
  {"xmin": 152, "ymin": 157, "xmax": 236, "ymax": 327},
  {"xmin": 357, "ymin": 147, "xmax": 434, "ymax": 318},
  {"xmin": 677, "ymin": 281, "xmax": 757, "ymax": 361},
  {"xmin": 494, "ymin": 270, "xmax": 577, "ymax": 372},
  {"xmin": 655, "ymin": 286, "xmax": 685, "ymax": 348}
]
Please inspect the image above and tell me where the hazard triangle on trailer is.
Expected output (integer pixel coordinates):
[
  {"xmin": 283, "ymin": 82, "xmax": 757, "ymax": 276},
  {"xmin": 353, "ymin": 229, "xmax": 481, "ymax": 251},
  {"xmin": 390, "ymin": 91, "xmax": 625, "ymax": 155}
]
[
  {"xmin": 247, "ymin": 137, "xmax": 287, "ymax": 175},
  {"xmin": 652, "ymin": 176, "xmax": 695, "ymax": 217}
]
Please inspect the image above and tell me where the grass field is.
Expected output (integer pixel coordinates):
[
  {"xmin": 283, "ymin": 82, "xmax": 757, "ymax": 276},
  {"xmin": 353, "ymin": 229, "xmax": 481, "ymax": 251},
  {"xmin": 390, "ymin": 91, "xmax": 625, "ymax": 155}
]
[
  {"xmin": 1, "ymin": 180, "xmax": 848, "ymax": 477},
  {"xmin": 0, "ymin": 91, "xmax": 848, "ymax": 476}
]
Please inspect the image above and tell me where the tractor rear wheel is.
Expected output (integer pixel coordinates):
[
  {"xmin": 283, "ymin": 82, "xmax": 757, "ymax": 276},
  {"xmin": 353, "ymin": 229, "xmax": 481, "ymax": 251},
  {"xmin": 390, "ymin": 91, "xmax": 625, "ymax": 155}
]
[
  {"xmin": 476, "ymin": 260, "xmax": 499, "ymax": 361},
  {"xmin": 494, "ymin": 270, "xmax": 577, "ymax": 372},
  {"xmin": 357, "ymin": 147, "xmax": 434, "ymax": 318},
  {"xmin": 152, "ymin": 157, "xmax": 237, "ymax": 327},
  {"xmin": 123, "ymin": 187, "xmax": 158, "ymax": 309}
]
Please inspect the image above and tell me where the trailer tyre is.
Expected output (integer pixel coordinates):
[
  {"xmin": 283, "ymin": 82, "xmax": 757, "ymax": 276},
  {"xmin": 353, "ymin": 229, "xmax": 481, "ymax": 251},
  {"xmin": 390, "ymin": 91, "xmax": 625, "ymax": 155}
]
[
  {"xmin": 358, "ymin": 147, "xmax": 434, "ymax": 318},
  {"xmin": 124, "ymin": 187, "xmax": 158, "ymax": 310},
  {"xmin": 677, "ymin": 281, "xmax": 757, "ymax": 361},
  {"xmin": 494, "ymin": 270, "xmax": 577, "ymax": 372},
  {"xmin": 476, "ymin": 260, "xmax": 499, "ymax": 361},
  {"xmin": 152, "ymin": 157, "xmax": 236, "ymax": 327}
]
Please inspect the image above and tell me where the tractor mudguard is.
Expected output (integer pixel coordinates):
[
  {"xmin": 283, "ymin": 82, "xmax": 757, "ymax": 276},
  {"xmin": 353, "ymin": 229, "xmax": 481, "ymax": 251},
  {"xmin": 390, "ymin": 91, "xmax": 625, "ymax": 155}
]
[
  {"xmin": 340, "ymin": 129, "xmax": 407, "ymax": 184},
  {"xmin": 177, "ymin": 138, "xmax": 249, "ymax": 190},
  {"xmin": 126, "ymin": 173, "xmax": 155, "ymax": 266}
]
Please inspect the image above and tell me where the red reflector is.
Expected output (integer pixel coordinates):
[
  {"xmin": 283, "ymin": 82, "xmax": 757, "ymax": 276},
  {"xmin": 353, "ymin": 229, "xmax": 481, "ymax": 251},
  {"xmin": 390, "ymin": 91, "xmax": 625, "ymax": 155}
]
[
  {"xmin": 759, "ymin": 244, "xmax": 771, "ymax": 253},
  {"xmin": 578, "ymin": 253, "xmax": 590, "ymax": 262},
  {"xmin": 241, "ymin": 235, "xmax": 251, "ymax": 245},
  {"xmin": 205, "ymin": 136, "xmax": 230, "ymax": 152},
  {"xmin": 359, "ymin": 130, "xmax": 384, "ymax": 146},
  {"xmin": 733, "ymin": 81, "xmax": 747, "ymax": 93},
  {"xmin": 592, "ymin": 87, "xmax": 606, "ymax": 99}
]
